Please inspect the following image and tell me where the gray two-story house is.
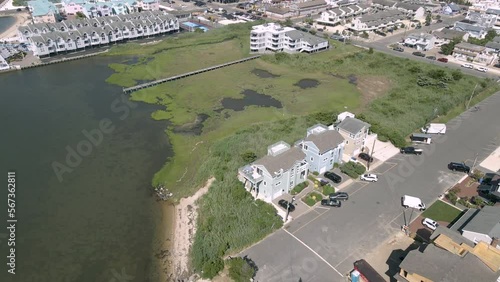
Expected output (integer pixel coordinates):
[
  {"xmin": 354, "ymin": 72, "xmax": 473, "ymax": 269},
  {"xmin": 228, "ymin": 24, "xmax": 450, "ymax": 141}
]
[
  {"xmin": 238, "ymin": 141, "xmax": 309, "ymax": 203},
  {"xmin": 333, "ymin": 113, "xmax": 371, "ymax": 157},
  {"xmin": 296, "ymin": 124, "xmax": 345, "ymax": 174}
]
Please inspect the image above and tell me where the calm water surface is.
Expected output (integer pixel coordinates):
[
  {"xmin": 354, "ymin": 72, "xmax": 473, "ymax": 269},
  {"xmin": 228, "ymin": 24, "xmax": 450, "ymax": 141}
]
[
  {"xmin": 0, "ymin": 57, "xmax": 172, "ymax": 282},
  {"xmin": 0, "ymin": 16, "xmax": 16, "ymax": 34}
]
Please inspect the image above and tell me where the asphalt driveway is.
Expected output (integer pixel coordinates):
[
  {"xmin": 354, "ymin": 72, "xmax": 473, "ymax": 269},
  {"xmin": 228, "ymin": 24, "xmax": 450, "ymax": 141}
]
[{"xmin": 241, "ymin": 92, "xmax": 500, "ymax": 281}]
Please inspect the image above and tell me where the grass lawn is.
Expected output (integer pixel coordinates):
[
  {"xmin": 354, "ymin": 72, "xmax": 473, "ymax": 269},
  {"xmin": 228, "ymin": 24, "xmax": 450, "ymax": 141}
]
[
  {"xmin": 302, "ymin": 191, "xmax": 323, "ymax": 206},
  {"xmin": 422, "ymin": 200, "xmax": 463, "ymax": 222}
]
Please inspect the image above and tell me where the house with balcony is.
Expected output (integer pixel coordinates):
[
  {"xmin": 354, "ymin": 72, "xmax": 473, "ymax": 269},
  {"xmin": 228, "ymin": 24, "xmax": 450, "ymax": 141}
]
[
  {"xmin": 371, "ymin": 0, "xmax": 396, "ymax": 10},
  {"xmin": 332, "ymin": 112, "xmax": 371, "ymax": 157},
  {"xmin": 486, "ymin": 7, "xmax": 500, "ymax": 30},
  {"xmin": 317, "ymin": 4, "xmax": 371, "ymax": 26},
  {"xmin": 454, "ymin": 19, "xmax": 491, "ymax": 39},
  {"xmin": 250, "ymin": 23, "xmax": 329, "ymax": 54},
  {"xmin": 238, "ymin": 141, "xmax": 309, "ymax": 203},
  {"xmin": 432, "ymin": 28, "xmax": 468, "ymax": 47},
  {"xmin": 295, "ymin": 124, "xmax": 345, "ymax": 174},
  {"xmin": 442, "ymin": 3, "xmax": 461, "ymax": 15},
  {"xmin": 453, "ymin": 42, "xmax": 497, "ymax": 65},
  {"xmin": 404, "ymin": 33, "xmax": 435, "ymax": 51},
  {"xmin": 347, "ymin": 9, "xmax": 405, "ymax": 32},
  {"xmin": 450, "ymin": 206, "xmax": 500, "ymax": 247},
  {"xmin": 292, "ymin": 0, "xmax": 329, "ymax": 17}
]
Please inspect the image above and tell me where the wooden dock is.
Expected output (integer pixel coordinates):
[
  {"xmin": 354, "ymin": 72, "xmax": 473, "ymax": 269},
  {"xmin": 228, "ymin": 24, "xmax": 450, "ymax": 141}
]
[{"xmin": 122, "ymin": 55, "xmax": 261, "ymax": 94}]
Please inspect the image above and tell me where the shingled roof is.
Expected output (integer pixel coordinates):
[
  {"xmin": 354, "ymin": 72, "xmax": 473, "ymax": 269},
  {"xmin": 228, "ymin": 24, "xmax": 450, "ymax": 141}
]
[
  {"xmin": 304, "ymin": 129, "xmax": 345, "ymax": 154},
  {"xmin": 254, "ymin": 147, "xmax": 305, "ymax": 175}
]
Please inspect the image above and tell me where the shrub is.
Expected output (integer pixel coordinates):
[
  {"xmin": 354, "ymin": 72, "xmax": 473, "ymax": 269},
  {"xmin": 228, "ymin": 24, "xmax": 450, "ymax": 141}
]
[
  {"xmin": 340, "ymin": 162, "xmax": 366, "ymax": 178},
  {"xmin": 457, "ymin": 198, "xmax": 469, "ymax": 207},
  {"xmin": 201, "ymin": 257, "xmax": 224, "ymax": 279},
  {"xmin": 312, "ymin": 171, "xmax": 319, "ymax": 176},
  {"xmin": 368, "ymin": 47, "xmax": 374, "ymax": 54},
  {"xmin": 302, "ymin": 192, "xmax": 322, "ymax": 206},
  {"xmin": 446, "ymin": 192, "xmax": 458, "ymax": 205},
  {"xmin": 227, "ymin": 257, "xmax": 257, "ymax": 282},
  {"xmin": 240, "ymin": 151, "xmax": 257, "ymax": 163},
  {"xmin": 471, "ymin": 170, "xmax": 485, "ymax": 181},
  {"xmin": 322, "ymin": 185, "xmax": 335, "ymax": 196},
  {"xmin": 308, "ymin": 175, "xmax": 317, "ymax": 182},
  {"xmin": 361, "ymin": 31, "xmax": 369, "ymax": 39},
  {"xmin": 290, "ymin": 182, "xmax": 308, "ymax": 195}
]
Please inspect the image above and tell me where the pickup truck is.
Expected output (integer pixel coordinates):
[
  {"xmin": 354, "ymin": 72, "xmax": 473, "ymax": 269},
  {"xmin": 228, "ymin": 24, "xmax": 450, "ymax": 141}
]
[{"xmin": 400, "ymin": 147, "xmax": 423, "ymax": 155}]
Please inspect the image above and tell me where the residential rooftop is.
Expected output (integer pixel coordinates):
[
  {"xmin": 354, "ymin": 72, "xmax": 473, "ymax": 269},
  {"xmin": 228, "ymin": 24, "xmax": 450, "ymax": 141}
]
[{"xmin": 336, "ymin": 117, "xmax": 370, "ymax": 135}]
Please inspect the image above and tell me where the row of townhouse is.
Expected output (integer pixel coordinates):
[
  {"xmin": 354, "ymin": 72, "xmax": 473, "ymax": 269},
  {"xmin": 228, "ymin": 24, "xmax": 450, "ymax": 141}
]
[
  {"xmin": 453, "ymin": 42, "xmax": 498, "ymax": 65},
  {"xmin": 317, "ymin": 3, "xmax": 372, "ymax": 26},
  {"xmin": 27, "ymin": 0, "xmax": 160, "ymax": 24},
  {"xmin": 249, "ymin": 23, "xmax": 329, "ymax": 54},
  {"xmin": 238, "ymin": 114, "xmax": 372, "ymax": 203},
  {"xmin": 347, "ymin": 9, "xmax": 406, "ymax": 32},
  {"xmin": 19, "ymin": 11, "xmax": 179, "ymax": 57},
  {"xmin": 372, "ymin": 0, "xmax": 427, "ymax": 19}
]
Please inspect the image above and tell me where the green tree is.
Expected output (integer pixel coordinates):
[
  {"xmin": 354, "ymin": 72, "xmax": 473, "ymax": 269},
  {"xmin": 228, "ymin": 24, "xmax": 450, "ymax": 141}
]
[
  {"xmin": 451, "ymin": 69, "xmax": 463, "ymax": 81},
  {"xmin": 309, "ymin": 29, "xmax": 317, "ymax": 35},
  {"xmin": 227, "ymin": 257, "xmax": 257, "ymax": 282},
  {"xmin": 368, "ymin": 47, "xmax": 374, "ymax": 54},
  {"xmin": 75, "ymin": 11, "xmax": 86, "ymax": 19},
  {"xmin": 425, "ymin": 13, "xmax": 432, "ymax": 26},
  {"xmin": 283, "ymin": 18, "xmax": 293, "ymax": 27},
  {"xmin": 360, "ymin": 31, "xmax": 369, "ymax": 39},
  {"xmin": 440, "ymin": 37, "xmax": 461, "ymax": 55},
  {"xmin": 304, "ymin": 18, "xmax": 313, "ymax": 25},
  {"xmin": 468, "ymin": 29, "xmax": 497, "ymax": 46},
  {"xmin": 194, "ymin": 28, "xmax": 204, "ymax": 33},
  {"xmin": 240, "ymin": 151, "xmax": 257, "ymax": 163}
]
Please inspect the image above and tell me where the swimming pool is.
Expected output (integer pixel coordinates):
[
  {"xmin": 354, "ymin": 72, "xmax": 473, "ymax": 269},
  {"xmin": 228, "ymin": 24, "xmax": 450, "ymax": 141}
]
[{"xmin": 183, "ymin": 21, "xmax": 209, "ymax": 32}]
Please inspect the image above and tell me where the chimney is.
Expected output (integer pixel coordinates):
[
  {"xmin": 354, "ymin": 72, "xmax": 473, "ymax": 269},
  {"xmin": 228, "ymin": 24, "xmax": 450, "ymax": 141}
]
[{"xmin": 491, "ymin": 237, "xmax": 499, "ymax": 248}]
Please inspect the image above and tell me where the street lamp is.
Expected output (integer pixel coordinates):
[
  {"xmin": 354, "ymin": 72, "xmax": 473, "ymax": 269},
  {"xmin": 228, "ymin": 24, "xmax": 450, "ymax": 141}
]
[{"xmin": 285, "ymin": 196, "xmax": 296, "ymax": 222}]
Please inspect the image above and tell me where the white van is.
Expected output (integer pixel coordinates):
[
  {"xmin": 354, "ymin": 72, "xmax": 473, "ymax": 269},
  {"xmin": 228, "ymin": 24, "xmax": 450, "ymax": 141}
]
[{"xmin": 401, "ymin": 195, "xmax": 426, "ymax": 211}]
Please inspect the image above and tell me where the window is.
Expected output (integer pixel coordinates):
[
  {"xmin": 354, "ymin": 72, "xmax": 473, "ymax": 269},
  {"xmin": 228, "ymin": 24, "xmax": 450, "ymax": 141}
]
[
  {"xmin": 346, "ymin": 141, "xmax": 349, "ymax": 144},
  {"xmin": 310, "ymin": 157, "xmax": 314, "ymax": 161},
  {"xmin": 275, "ymin": 182, "xmax": 281, "ymax": 186},
  {"xmin": 304, "ymin": 145, "xmax": 308, "ymax": 150},
  {"xmin": 263, "ymin": 181, "xmax": 267, "ymax": 186}
]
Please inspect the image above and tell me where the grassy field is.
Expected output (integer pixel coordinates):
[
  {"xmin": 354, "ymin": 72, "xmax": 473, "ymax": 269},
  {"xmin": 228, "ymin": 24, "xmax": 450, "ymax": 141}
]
[
  {"xmin": 105, "ymin": 23, "xmax": 499, "ymax": 278},
  {"xmin": 422, "ymin": 200, "xmax": 463, "ymax": 222}
]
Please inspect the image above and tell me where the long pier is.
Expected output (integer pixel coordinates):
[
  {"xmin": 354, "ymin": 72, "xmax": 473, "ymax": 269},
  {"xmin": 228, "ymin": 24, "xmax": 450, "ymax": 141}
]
[{"xmin": 123, "ymin": 55, "xmax": 261, "ymax": 94}]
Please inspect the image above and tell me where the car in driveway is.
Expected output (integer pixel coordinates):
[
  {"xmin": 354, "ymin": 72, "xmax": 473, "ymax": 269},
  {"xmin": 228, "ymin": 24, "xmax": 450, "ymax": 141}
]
[
  {"xmin": 321, "ymin": 199, "xmax": 342, "ymax": 207},
  {"xmin": 461, "ymin": 63, "xmax": 474, "ymax": 69},
  {"xmin": 358, "ymin": 153, "xmax": 373, "ymax": 163},
  {"xmin": 349, "ymin": 157, "xmax": 359, "ymax": 164},
  {"xmin": 426, "ymin": 56, "xmax": 436, "ymax": 60},
  {"xmin": 278, "ymin": 199, "xmax": 295, "ymax": 212},
  {"xmin": 448, "ymin": 162, "xmax": 470, "ymax": 173},
  {"xmin": 393, "ymin": 47, "xmax": 404, "ymax": 52},
  {"xmin": 422, "ymin": 218, "xmax": 438, "ymax": 230},
  {"xmin": 329, "ymin": 192, "xmax": 349, "ymax": 201},
  {"xmin": 360, "ymin": 174, "xmax": 378, "ymax": 182},
  {"xmin": 324, "ymin": 171, "xmax": 342, "ymax": 183},
  {"xmin": 476, "ymin": 67, "xmax": 488, "ymax": 72},
  {"xmin": 400, "ymin": 147, "xmax": 423, "ymax": 155},
  {"xmin": 437, "ymin": 58, "xmax": 448, "ymax": 63},
  {"xmin": 412, "ymin": 51, "xmax": 425, "ymax": 57}
]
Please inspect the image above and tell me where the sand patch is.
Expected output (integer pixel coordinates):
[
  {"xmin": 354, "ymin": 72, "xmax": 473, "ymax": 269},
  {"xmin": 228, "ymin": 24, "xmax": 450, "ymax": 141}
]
[{"xmin": 356, "ymin": 76, "xmax": 392, "ymax": 107}]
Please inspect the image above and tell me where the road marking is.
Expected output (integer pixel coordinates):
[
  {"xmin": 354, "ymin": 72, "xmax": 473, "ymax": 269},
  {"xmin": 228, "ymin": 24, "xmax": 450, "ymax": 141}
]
[
  {"xmin": 373, "ymin": 162, "xmax": 398, "ymax": 175},
  {"xmin": 291, "ymin": 209, "xmax": 328, "ymax": 234},
  {"xmin": 284, "ymin": 229, "xmax": 344, "ymax": 278},
  {"xmin": 348, "ymin": 183, "xmax": 368, "ymax": 197}
]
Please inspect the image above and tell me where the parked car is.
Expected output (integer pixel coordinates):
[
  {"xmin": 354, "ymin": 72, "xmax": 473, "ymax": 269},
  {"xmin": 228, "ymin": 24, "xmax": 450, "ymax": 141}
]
[
  {"xmin": 321, "ymin": 199, "xmax": 342, "ymax": 207},
  {"xmin": 358, "ymin": 153, "xmax": 374, "ymax": 163},
  {"xmin": 426, "ymin": 56, "xmax": 436, "ymax": 60},
  {"xmin": 494, "ymin": 63, "xmax": 500, "ymax": 68},
  {"xmin": 476, "ymin": 67, "xmax": 488, "ymax": 72},
  {"xmin": 278, "ymin": 199, "xmax": 295, "ymax": 212},
  {"xmin": 329, "ymin": 192, "xmax": 349, "ymax": 201},
  {"xmin": 437, "ymin": 58, "xmax": 448, "ymax": 63},
  {"xmin": 393, "ymin": 47, "xmax": 404, "ymax": 52},
  {"xmin": 324, "ymin": 171, "xmax": 342, "ymax": 183},
  {"xmin": 316, "ymin": 178, "xmax": 329, "ymax": 186},
  {"xmin": 422, "ymin": 218, "xmax": 438, "ymax": 230},
  {"xmin": 400, "ymin": 147, "xmax": 423, "ymax": 155},
  {"xmin": 360, "ymin": 174, "xmax": 378, "ymax": 182},
  {"xmin": 412, "ymin": 51, "xmax": 425, "ymax": 57},
  {"xmin": 448, "ymin": 162, "xmax": 470, "ymax": 173},
  {"xmin": 461, "ymin": 63, "xmax": 474, "ymax": 69}
]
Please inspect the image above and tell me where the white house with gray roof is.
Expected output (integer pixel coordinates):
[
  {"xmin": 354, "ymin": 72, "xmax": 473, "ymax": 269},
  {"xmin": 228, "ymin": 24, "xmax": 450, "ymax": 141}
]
[
  {"xmin": 347, "ymin": 9, "xmax": 406, "ymax": 32},
  {"xmin": 250, "ymin": 23, "xmax": 329, "ymax": 54},
  {"xmin": 458, "ymin": 206, "xmax": 500, "ymax": 248},
  {"xmin": 404, "ymin": 33, "xmax": 436, "ymax": 51},
  {"xmin": 238, "ymin": 141, "xmax": 309, "ymax": 202},
  {"xmin": 317, "ymin": 3, "xmax": 371, "ymax": 26},
  {"xmin": 296, "ymin": 124, "xmax": 345, "ymax": 174},
  {"xmin": 332, "ymin": 112, "xmax": 371, "ymax": 157}
]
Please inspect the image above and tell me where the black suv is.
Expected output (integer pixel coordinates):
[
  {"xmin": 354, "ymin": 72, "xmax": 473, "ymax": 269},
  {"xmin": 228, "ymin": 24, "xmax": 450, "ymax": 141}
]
[
  {"xmin": 321, "ymin": 199, "xmax": 342, "ymax": 207},
  {"xmin": 400, "ymin": 147, "xmax": 423, "ymax": 155},
  {"xmin": 358, "ymin": 153, "xmax": 373, "ymax": 163},
  {"xmin": 278, "ymin": 199, "xmax": 295, "ymax": 212},
  {"xmin": 448, "ymin": 162, "xmax": 470, "ymax": 173},
  {"xmin": 324, "ymin": 171, "xmax": 342, "ymax": 183},
  {"xmin": 329, "ymin": 192, "xmax": 349, "ymax": 201},
  {"xmin": 412, "ymin": 51, "xmax": 425, "ymax": 57}
]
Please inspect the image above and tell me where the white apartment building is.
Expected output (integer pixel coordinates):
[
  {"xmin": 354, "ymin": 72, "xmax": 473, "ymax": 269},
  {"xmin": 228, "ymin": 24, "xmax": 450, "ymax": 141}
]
[{"xmin": 250, "ymin": 23, "xmax": 329, "ymax": 54}]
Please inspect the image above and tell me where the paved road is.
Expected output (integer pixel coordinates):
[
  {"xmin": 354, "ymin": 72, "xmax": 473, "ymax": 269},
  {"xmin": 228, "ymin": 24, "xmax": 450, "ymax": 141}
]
[{"xmin": 242, "ymin": 92, "xmax": 500, "ymax": 282}]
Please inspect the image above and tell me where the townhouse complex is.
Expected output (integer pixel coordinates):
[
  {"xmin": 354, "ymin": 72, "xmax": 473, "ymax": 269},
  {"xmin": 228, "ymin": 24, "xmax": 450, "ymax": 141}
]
[
  {"xmin": 250, "ymin": 23, "xmax": 329, "ymax": 54},
  {"xmin": 18, "ymin": 11, "xmax": 179, "ymax": 57},
  {"xmin": 27, "ymin": 0, "xmax": 161, "ymax": 24}
]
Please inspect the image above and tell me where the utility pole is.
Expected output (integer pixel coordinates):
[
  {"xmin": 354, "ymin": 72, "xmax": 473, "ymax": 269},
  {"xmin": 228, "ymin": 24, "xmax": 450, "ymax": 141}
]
[
  {"xmin": 466, "ymin": 83, "xmax": 479, "ymax": 110},
  {"xmin": 285, "ymin": 197, "xmax": 295, "ymax": 222},
  {"xmin": 367, "ymin": 138, "xmax": 376, "ymax": 171}
]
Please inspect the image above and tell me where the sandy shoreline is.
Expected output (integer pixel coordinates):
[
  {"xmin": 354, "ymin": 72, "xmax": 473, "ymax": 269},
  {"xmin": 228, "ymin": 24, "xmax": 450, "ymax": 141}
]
[
  {"xmin": 0, "ymin": 12, "xmax": 30, "ymax": 40},
  {"xmin": 160, "ymin": 177, "xmax": 215, "ymax": 281}
]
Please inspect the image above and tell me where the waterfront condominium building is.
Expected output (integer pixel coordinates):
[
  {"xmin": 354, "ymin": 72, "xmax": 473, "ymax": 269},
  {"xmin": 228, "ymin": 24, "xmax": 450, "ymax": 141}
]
[{"xmin": 250, "ymin": 23, "xmax": 329, "ymax": 54}]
